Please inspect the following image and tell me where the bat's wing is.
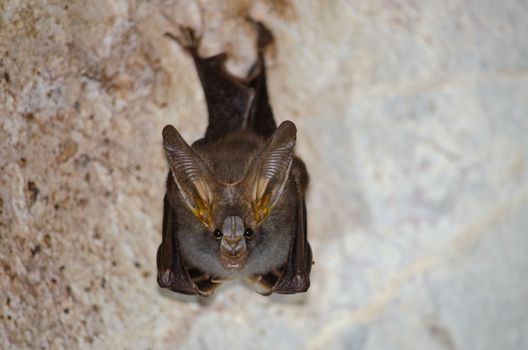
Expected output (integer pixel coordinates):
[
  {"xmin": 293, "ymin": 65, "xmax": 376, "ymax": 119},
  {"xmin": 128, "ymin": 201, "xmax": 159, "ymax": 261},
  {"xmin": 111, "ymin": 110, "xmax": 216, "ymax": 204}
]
[
  {"xmin": 274, "ymin": 197, "xmax": 312, "ymax": 294},
  {"xmin": 156, "ymin": 193, "xmax": 197, "ymax": 295},
  {"xmin": 157, "ymin": 179, "xmax": 222, "ymax": 297}
]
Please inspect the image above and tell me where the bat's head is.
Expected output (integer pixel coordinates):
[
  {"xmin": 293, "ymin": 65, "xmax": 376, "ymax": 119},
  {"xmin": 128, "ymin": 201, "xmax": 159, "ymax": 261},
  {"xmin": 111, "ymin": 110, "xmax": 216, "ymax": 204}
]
[{"xmin": 163, "ymin": 121, "xmax": 297, "ymax": 276}]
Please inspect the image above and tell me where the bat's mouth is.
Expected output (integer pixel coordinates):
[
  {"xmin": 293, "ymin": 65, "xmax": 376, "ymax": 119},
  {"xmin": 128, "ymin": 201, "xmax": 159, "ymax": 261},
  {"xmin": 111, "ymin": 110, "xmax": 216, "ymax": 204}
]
[{"xmin": 219, "ymin": 250, "xmax": 248, "ymax": 270}]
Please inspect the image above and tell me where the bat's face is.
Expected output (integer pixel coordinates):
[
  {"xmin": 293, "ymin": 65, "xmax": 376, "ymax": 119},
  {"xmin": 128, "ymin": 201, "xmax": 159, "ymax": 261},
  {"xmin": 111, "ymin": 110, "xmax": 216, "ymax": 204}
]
[
  {"xmin": 178, "ymin": 183, "xmax": 294, "ymax": 276},
  {"xmin": 163, "ymin": 122, "xmax": 297, "ymax": 278}
]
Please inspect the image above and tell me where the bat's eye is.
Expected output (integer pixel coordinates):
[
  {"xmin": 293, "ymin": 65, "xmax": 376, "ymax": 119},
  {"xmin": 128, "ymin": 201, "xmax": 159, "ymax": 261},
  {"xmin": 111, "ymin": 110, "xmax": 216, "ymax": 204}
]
[
  {"xmin": 244, "ymin": 228, "xmax": 254, "ymax": 239},
  {"xmin": 213, "ymin": 229, "xmax": 223, "ymax": 240}
]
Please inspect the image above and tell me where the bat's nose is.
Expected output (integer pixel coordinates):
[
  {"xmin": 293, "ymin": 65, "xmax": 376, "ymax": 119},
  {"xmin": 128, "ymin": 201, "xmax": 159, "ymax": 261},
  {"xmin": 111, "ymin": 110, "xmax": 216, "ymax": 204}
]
[
  {"xmin": 225, "ymin": 236, "xmax": 242, "ymax": 247},
  {"xmin": 222, "ymin": 236, "xmax": 245, "ymax": 256}
]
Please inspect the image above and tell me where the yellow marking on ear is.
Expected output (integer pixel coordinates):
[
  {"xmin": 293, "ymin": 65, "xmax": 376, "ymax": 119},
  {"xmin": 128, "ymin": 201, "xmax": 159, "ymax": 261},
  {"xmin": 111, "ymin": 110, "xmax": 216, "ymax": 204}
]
[
  {"xmin": 252, "ymin": 193, "xmax": 271, "ymax": 225},
  {"xmin": 192, "ymin": 195, "xmax": 213, "ymax": 229}
]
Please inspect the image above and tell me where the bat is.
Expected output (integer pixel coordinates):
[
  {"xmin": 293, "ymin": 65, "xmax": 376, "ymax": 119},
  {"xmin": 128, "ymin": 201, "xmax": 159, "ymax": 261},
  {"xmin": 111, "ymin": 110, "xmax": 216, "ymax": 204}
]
[{"xmin": 156, "ymin": 23, "xmax": 312, "ymax": 296}]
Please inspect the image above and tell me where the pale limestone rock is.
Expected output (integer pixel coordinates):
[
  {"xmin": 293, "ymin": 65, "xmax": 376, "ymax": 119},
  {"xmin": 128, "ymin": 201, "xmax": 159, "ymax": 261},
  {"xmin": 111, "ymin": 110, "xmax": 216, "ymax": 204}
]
[{"xmin": 1, "ymin": 0, "xmax": 527, "ymax": 349}]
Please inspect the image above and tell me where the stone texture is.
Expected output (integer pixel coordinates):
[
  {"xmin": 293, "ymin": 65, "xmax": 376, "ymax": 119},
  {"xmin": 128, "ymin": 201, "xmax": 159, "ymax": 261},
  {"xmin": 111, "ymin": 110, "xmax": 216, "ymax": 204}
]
[{"xmin": 1, "ymin": 0, "xmax": 527, "ymax": 349}]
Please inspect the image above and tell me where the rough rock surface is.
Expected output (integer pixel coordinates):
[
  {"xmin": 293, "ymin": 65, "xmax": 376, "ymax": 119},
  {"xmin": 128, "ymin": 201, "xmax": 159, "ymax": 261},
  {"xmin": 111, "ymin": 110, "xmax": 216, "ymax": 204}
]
[{"xmin": 1, "ymin": 0, "xmax": 527, "ymax": 349}]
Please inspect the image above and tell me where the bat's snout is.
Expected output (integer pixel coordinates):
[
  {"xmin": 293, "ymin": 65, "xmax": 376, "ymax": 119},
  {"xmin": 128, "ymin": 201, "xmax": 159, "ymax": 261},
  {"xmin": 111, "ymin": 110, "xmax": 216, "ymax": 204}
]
[
  {"xmin": 222, "ymin": 236, "xmax": 245, "ymax": 255},
  {"xmin": 219, "ymin": 215, "xmax": 247, "ymax": 257},
  {"xmin": 219, "ymin": 215, "xmax": 248, "ymax": 270}
]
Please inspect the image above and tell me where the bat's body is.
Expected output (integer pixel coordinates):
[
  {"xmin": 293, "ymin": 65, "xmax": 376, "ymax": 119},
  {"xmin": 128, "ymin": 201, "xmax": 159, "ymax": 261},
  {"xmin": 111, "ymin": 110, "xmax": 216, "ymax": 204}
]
[{"xmin": 157, "ymin": 24, "xmax": 312, "ymax": 296}]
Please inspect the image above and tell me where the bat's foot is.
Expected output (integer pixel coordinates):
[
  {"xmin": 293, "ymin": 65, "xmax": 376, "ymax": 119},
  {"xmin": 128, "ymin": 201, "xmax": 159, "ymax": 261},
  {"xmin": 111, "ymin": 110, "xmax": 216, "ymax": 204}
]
[{"xmin": 164, "ymin": 27, "xmax": 201, "ymax": 57}]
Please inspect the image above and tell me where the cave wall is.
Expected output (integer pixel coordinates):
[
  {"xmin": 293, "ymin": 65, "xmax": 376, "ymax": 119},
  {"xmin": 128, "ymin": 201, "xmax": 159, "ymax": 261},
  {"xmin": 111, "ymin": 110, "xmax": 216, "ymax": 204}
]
[{"xmin": 1, "ymin": 0, "xmax": 528, "ymax": 349}]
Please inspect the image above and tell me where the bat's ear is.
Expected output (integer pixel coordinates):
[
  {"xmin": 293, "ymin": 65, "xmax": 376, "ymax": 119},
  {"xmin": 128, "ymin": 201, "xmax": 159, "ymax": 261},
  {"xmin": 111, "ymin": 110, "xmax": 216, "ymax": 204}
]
[
  {"xmin": 163, "ymin": 125, "xmax": 215, "ymax": 229},
  {"xmin": 246, "ymin": 121, "xmax": 296, "ymax": 224}
]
